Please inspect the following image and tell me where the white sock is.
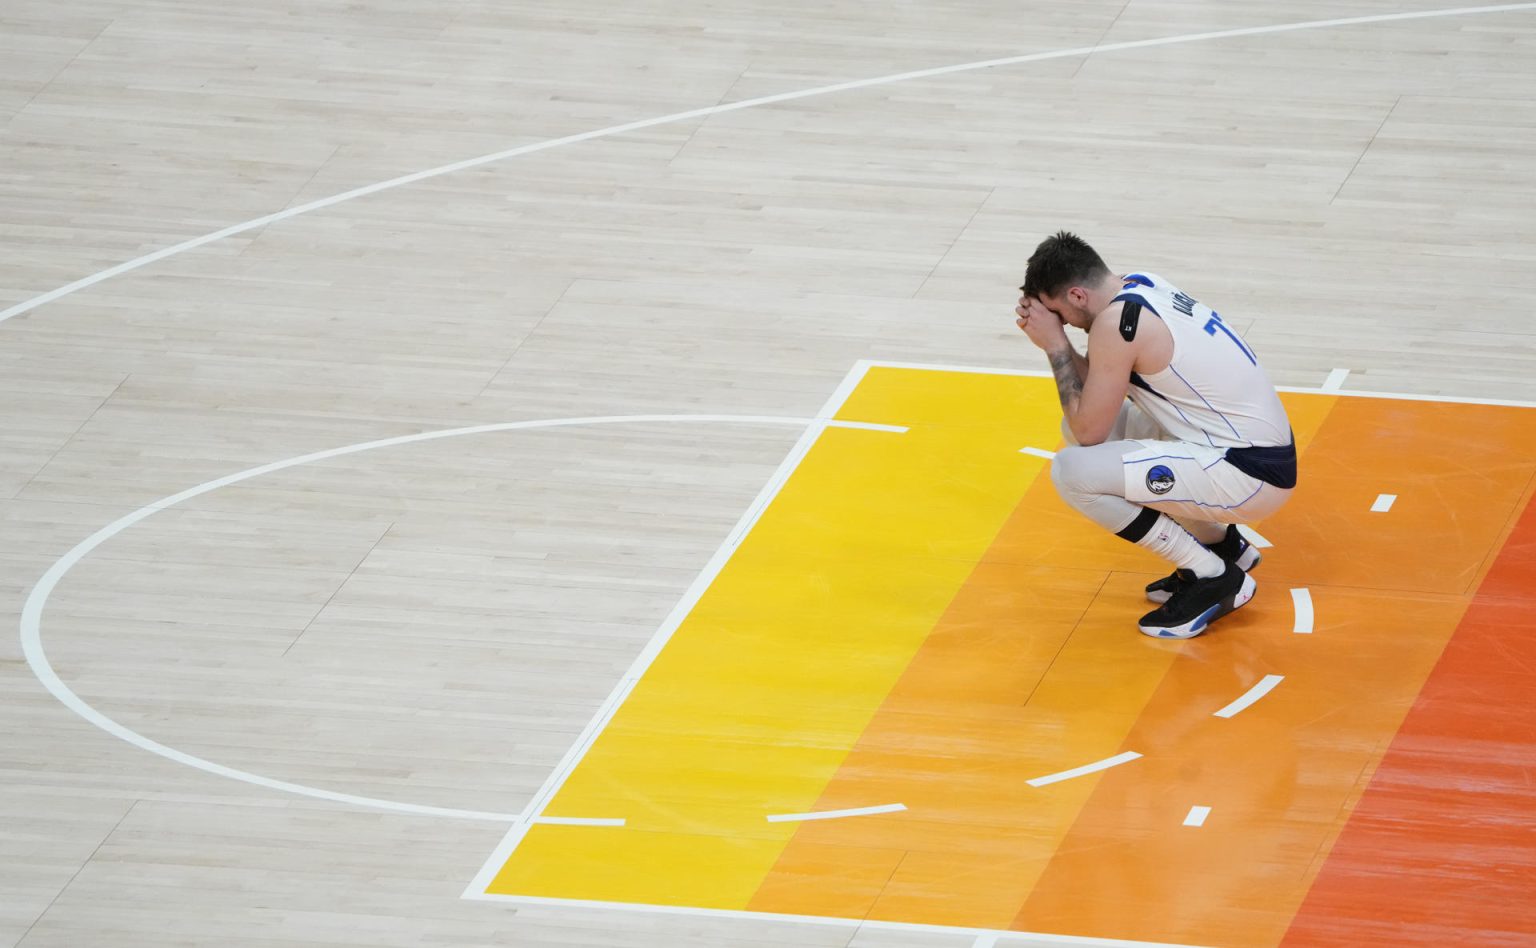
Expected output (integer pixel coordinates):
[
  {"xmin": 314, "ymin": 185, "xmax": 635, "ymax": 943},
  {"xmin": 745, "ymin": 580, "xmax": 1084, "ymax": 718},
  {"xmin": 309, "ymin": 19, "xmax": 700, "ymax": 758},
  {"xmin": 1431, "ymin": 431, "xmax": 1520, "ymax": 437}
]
[
  {"xmin": 1175, "ymin": 517, "xmax": 1228, "ymax": 545},
  {"xmin": 1136, "ymin": 514, "xmax": 1225, "ymax": 578}
]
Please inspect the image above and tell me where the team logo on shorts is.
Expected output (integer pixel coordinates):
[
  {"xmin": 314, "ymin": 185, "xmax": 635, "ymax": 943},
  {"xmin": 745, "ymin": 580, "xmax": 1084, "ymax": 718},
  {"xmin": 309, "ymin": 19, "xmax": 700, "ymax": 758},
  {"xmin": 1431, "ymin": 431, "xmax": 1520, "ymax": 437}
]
[{"xmin": 1146, "ymin": 464, "xmax": 1176, "ymax": 495}]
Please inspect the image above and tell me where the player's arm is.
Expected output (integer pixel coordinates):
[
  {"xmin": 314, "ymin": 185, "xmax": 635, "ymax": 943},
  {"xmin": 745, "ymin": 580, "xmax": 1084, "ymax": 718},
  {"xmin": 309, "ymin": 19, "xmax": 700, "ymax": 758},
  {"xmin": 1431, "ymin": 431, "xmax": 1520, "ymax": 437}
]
[
  {"xmin": 1059, "ymin": 341, "xmax": 1089, "ymax": 380},
  {"xmin": 1038, "ymin": 340, "xmax": 1090, "ymax": 406},
  {"xmin": 1068, "ymin": 313, "xmax": 1135, "ymax": 445},
  {"xmin": 1016, "ymin": 296, "xmax": 1132, "ymax": 445}
]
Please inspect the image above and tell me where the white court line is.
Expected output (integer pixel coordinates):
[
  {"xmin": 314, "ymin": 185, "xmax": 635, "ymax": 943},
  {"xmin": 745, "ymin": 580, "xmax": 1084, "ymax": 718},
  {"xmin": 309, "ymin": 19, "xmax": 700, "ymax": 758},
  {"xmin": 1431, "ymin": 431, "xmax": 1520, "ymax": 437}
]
[
  {"xmin": 1372, "ymin": 493, "xmax": 1397, "ymax": 512},
  {"xmin": 4, "ymin": 3, "xmax": 1535, "ymax": 326},
  {"xmin": 1321, "ymin": 368, "xmax": 1351, "ymax": 392},
  {"xmin": 872, "ymin": 361, "xmax": 1053, "ymax": 378},
  {"xmin": 1019, "ymin": 446, "xmax": 1057, "ymax": 459},
  {"xmin": 0, "ymin": 0, "xmax": 1523, "ymax": 930},
  {"xmin": 1213, "ymin": 675, "xmax": 1286, "ymax": 719},
  {"xmin": 1291, "ymin": 588, "xmax": 1315, "ymax": 634},
  {"xmin": 462, "ymin": 677, "xmax": 638, "ymax": 895},
  {"xmin": 465, "ymin": 357, "xmax": 1536, "ymax": 930},
  {"xmin": 466, "ymin": 364, "xmax": 886, "ymax": 893},
  {"xmin": 1275, "ymin": 384, "xmax": 1536, "ymax": 409},
  {"xmin": 1236, "ymin": 524, "xmax": 1273, "ymax": 549},
  {"xmin": 461, "ymin": 892, "xmax": 1213, "ymax": 948},
  {"xmin": 766, "ymin": 803, "xmax": 906, "ymax": 823},
  {"xmin": 19, "ymin": 413, "xmax": 899, "ymax": 826},
  {"xmin": 1027, "ymin": 751, "xmax": 1142, "ymax": 788},
  {"xmin": 972, "ymin": 934, "xmax": 1000, "ymax": 948},
  {"xmin": 533, "ymin": 816, "xmax": 626, "ymax": 827},
  {"xmin": 863, "ymin": 364, "xmax": 1536, "ymax": 411},
  {"xmin": 1183, "ymin": 806, "xmax": 1212, "ymax": 828}
]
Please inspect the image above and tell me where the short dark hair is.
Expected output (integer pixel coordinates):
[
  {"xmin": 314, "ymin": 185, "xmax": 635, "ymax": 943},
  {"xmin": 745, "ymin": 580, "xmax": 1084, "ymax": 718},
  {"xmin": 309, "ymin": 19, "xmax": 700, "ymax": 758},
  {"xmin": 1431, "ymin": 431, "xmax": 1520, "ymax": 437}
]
[{"xmin": 1021, "ymin": 231, "xmax": 1111, "ymax": 299}]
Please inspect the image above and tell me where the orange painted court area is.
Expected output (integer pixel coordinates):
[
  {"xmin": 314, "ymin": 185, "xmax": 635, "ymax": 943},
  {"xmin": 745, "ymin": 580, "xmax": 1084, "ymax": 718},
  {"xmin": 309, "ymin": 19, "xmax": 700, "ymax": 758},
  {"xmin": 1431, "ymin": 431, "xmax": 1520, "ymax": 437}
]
[{"xmin": 486, "ymin": 366, "xmax": 1536, "ymax": 947}]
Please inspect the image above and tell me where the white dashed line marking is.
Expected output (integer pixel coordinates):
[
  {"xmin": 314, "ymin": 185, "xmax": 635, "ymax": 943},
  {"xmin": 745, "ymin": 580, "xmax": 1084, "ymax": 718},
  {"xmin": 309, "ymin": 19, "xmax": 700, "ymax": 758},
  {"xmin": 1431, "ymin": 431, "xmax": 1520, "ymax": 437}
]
[
  {"xmin": 1214, "ymin": 675, "xmax": 1286, "ymax": 719},
  {"xmin": 766, "ymin": 803, "xmax": 907, "ymax": 823},
  {"xmin": 1027, "ymin": 751, "xmax": 1143, "ymax": 787},
  {"xmin": 1291, "ymin": 588, "xmax": 1315, "ymax": 634}
]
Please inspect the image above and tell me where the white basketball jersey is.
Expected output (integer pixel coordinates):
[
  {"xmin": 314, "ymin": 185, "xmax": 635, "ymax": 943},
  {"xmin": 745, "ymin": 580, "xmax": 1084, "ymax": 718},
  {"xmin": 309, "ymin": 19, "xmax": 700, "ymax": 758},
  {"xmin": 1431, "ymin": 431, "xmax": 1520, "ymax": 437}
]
[{"xmin": 1113, "ymin": 272, "xmax": 1291, "ymax": 450}]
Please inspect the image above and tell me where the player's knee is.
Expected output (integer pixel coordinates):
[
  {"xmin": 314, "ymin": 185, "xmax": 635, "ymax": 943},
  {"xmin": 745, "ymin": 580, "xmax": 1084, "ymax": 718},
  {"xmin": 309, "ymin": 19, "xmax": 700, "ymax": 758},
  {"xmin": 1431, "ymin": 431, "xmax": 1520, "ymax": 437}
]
[
  {"xmin": 1051, "ymin": 445, "xmax": 1089, "ymax": 497},
  {"xmin": 1053, "ymin": 444, "xmax": 1126, "ymax": 503}
]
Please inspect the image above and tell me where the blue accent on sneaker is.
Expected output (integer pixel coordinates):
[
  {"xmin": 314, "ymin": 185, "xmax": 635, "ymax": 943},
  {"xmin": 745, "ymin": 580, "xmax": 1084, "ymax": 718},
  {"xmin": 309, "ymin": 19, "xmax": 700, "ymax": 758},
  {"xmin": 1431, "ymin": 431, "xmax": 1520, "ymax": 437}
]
[
  {"xmin": 1190, "ymin": 603, "xmax": 1221, "ymax": 633},
  {"xmin": 1152, "ymin": 602, "xmax": 1222, "ymax": 638}
]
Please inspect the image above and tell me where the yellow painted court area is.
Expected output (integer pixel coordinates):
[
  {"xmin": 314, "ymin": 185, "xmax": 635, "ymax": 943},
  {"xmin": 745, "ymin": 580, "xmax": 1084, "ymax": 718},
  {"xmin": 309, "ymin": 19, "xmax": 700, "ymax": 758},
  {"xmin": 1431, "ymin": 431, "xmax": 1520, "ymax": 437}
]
[
  {"xmin": 488, "ymin": 366, "xmax": 1064, "ymax": 908},
  {"xmin": 484, "ymin": 365, "xmax": 1536, "ymax": 946}
]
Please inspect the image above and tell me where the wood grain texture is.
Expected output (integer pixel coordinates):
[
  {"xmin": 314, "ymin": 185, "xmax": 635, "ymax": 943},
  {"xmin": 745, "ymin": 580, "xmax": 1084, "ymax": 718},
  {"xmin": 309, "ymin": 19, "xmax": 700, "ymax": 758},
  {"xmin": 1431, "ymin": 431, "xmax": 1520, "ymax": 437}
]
[{"xmin": 3, "ymin": 1, "xmax": 1535, "ymax": 946}]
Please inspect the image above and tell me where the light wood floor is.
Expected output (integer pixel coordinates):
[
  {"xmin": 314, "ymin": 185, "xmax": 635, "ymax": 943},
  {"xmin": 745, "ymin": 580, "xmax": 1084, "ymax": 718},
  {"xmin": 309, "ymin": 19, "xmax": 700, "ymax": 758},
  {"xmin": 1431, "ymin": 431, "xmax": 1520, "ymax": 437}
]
[{"xmin": 3, "ymin": 1, "xmax": 1535, "ymax": 946}]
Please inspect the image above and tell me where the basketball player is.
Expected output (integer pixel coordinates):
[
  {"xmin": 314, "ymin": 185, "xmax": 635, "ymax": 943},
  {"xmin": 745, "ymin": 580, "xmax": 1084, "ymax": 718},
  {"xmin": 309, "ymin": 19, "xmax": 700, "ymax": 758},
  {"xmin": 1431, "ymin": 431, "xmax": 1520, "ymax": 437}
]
[{"xmin": 1013, "ymin": 232, "xmax": 1296, "ymax": 638}]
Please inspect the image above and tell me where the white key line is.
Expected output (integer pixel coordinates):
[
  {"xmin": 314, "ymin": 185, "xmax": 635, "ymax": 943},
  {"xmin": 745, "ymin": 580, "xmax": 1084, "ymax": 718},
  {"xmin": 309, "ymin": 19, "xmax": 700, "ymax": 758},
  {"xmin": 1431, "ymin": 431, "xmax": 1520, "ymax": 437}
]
[
  {"xmin": 1291, "ymin": 588, "xmax": 1315, "ymax": 634},
  {"xmin": 766, "ymin": 803, "xmax": 907, "ymax": 823},
  {"xmin": 1183, "ymin": 806, "xmax": 1212, "ymax": 827},
  {"xmin": 1018, "ymin": 446, "xmax": 1056, "ymax": 459},
  {"xmin": 1027, "ymin": 751, "xmax": 1143, "ymax": 788},
  {"xmin": 1372, "ymin": 493, "xmax": 1397, "ymax": 512},
  {"xmin": 1214, "ymin": 674, "xmax": 1285, "ymax": 718},
  {"xmin": 857, "ymin": 359, "xmax": 1536, "ymax": 410},
  {"xmin": 532, "ymin": 816, "xmax": 626, "ymax": 827}
]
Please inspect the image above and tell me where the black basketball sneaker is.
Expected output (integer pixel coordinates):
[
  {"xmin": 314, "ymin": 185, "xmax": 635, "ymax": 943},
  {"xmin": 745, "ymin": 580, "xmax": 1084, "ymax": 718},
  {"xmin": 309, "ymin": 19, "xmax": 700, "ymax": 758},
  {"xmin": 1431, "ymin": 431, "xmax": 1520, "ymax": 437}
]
[
  {"xmin": 1138, "ymin": 560, "xmax": 1257, "ymax": 639},
  {"xmin": 1145, "ymin": 525, "xmax": 1261, "ymax": 604}
]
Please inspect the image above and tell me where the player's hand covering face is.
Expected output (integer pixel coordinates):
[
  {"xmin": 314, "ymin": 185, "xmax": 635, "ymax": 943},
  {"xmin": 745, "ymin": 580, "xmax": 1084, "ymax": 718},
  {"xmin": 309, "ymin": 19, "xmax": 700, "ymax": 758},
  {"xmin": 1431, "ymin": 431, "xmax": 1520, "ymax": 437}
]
[{"xmin": 1015, "ymin": 293, "xmax": 1068, "ymax": 350}]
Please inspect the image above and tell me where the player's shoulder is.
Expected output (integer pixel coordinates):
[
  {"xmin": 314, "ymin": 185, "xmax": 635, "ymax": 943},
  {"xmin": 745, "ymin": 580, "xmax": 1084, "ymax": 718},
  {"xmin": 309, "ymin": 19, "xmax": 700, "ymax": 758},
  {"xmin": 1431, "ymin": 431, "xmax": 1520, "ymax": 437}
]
[
  {"xmin": 1093, "ymin": 273, "xmax": 1157, "ymax": 330},
  {"xmin": 1095, "ymin": 272, "xmax": 1174, "ymax": 348},
  {"xmin": 1111, "ymin": 272, "xmax": 1169, "ymax": 307},
  {"xmin": 1108, "ymin": 271, "xmax": 1184, "ymax": 324},
  {"xmin": 1118, "ymin": 271, "xmax": 1163, "ymax": 290},
  {"xmin": 1089, "ymin": 297, "xmax": 1137, "ymax": 349}
]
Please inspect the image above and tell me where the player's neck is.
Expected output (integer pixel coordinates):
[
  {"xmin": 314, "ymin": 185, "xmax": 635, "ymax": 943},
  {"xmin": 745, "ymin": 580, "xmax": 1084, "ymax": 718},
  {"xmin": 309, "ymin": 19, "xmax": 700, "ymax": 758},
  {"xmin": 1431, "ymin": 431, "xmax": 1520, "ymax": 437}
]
[{"xmin": 1086, "ymin": 274, "xmax": 1122, "ymax": 315}]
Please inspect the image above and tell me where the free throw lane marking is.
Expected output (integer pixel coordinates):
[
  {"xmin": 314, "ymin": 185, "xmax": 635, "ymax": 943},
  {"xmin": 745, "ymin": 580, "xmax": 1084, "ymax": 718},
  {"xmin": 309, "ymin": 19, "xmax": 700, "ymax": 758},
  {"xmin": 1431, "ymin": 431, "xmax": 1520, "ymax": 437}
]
[
  {"xmin": 1019, "ymin": 446, "xmax": 1057, "ymax": 459},
  {"xmin": 766, "ymin": 803, "xmax": 907, "ymax": 823},
  {"xmin": 1322, "ymin": 368, "xmax": 1351, "ymax": 392},
  {"xmin": 1291, "ymin": 588, "xmax": 1315, "ymax": 634},
  {"xmin": 1372, "ymin": 493, "xmax": 1397, "ymax": 512},
  {"xmin": 1213, "ymin": 675, "xmax": 1286, "ymax": 719},
  {"xmin": 1182, "ymin": 806, "xmax": 1211, "ymax": 828},
  {"xmin": 467, "ymin": 367, "xmax": 1536, "ymax": 942},
  {"xmin": 1027, "ymin": 752, "xmax": 1144, "ymax": 788}
]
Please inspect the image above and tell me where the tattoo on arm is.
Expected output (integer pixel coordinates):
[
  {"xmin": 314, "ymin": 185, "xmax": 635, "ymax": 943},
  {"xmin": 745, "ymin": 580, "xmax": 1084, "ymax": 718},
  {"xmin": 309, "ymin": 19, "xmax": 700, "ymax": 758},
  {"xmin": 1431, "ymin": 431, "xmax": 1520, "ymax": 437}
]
[{"xmin": 1048, "ymin": 347, "xmax": 1084, "ymax": 413}]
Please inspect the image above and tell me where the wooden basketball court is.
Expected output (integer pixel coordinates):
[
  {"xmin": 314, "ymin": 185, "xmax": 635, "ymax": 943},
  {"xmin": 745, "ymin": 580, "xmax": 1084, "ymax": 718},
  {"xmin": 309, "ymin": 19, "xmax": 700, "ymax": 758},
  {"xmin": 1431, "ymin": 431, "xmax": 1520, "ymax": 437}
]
[{"xmin": 4, "ymin": 2, "xmax": 1535, "ymax": 947}]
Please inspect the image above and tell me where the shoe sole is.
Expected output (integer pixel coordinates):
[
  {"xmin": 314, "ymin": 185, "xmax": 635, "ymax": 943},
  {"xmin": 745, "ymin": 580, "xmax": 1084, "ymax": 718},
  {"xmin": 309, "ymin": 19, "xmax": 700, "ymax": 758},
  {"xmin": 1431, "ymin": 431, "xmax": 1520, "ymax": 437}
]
[
  {"xmin": 1139, "ymin": 573, "xmax": 1257, "ymax": 639},
  {"xmin": 1145, "ymin": 547, "xmax": 1262, "ymax": 605}
]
